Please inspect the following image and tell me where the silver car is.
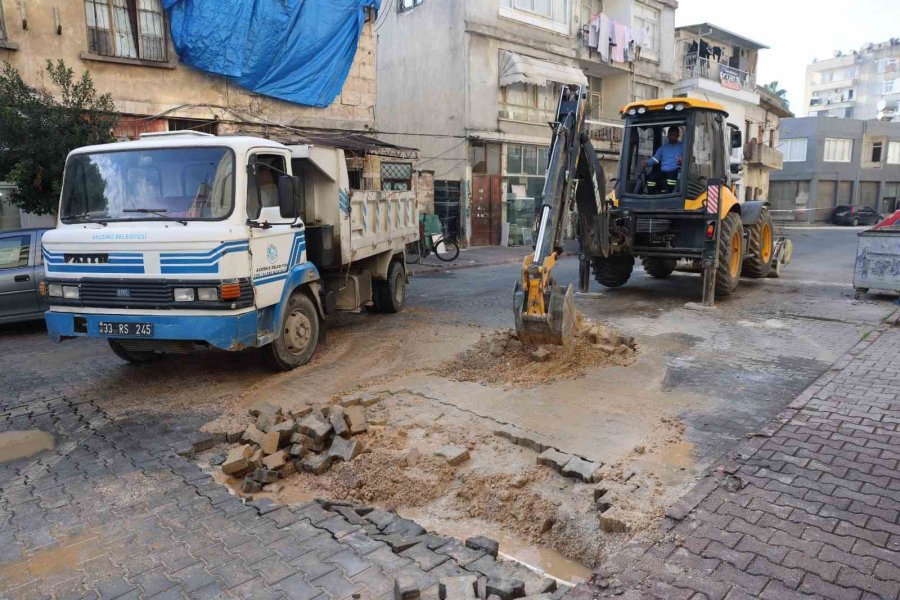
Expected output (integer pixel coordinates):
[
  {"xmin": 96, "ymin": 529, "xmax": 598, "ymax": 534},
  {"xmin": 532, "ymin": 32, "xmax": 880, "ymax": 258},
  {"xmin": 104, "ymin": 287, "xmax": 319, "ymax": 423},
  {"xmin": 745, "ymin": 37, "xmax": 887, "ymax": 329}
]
[{"xmin": 0, "ymin": 228, "xmax": 51, "ymax": 324}]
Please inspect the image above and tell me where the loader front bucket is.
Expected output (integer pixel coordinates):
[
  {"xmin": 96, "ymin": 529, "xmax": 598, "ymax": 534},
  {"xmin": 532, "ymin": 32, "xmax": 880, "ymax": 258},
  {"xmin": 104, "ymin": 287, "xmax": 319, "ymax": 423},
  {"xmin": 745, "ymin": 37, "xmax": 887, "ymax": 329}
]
[{"xmin": 513, "ymin": 282, "xmax": 577, "ymax": 346}]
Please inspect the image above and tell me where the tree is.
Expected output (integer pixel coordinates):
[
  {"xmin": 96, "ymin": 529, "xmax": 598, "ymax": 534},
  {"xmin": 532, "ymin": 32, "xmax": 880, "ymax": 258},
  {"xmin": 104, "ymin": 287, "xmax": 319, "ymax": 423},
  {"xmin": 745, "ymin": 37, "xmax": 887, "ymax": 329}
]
[
  {"xmin": 0, "ymin": 60, "xmax": 118, "ymax": 215},
  {"xmin": 762, "ymin": 81, "xmax": 789, "ymax": 109}
]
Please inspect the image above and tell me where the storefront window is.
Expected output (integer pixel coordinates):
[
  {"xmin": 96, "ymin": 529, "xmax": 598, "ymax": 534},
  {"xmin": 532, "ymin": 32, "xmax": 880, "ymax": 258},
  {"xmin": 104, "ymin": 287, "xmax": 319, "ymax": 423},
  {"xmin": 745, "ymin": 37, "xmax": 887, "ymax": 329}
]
[{"xmin": 506, "ymin": 143, "xmax": 548, "ymax": 245}]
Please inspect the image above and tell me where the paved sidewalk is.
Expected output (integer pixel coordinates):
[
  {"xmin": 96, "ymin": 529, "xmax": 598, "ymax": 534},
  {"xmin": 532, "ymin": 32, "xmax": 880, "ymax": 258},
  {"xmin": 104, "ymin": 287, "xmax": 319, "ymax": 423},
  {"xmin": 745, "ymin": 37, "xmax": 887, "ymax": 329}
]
[
  {"xmin": 408, "ymin": 245, "xmax": 530, "ymax": 275},
  {"xmin": 585, "ymin": 318, "xmax": 900, "ymax": 600}
]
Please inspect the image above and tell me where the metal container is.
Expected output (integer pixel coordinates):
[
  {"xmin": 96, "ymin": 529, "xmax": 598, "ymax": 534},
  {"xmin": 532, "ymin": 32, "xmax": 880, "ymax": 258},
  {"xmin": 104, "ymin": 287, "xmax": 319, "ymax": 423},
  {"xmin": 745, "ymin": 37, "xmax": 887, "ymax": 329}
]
[{"xmin": 853, "ymin": 226, "xmax": 900, "ymax": 297}]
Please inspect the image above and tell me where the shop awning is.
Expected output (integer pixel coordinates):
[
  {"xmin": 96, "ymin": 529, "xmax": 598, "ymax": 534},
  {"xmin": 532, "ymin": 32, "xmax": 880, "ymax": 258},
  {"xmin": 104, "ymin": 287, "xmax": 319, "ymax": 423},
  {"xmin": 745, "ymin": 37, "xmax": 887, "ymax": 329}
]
[{"xmin": 498, "ymin": 50, "xmax": 588, "ymax": 88}]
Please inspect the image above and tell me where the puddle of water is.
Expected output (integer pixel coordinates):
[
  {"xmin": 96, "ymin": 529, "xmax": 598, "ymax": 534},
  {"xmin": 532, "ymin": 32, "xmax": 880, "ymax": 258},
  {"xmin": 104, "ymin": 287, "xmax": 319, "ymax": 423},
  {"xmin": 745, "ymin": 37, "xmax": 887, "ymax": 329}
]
[
  {"xmin": 402, "ymin": 512, "xmax": 592, "ymax": 585},
  {"xmin": 0, "ymin": 430, "xmax": 54, "ymax": 463}
]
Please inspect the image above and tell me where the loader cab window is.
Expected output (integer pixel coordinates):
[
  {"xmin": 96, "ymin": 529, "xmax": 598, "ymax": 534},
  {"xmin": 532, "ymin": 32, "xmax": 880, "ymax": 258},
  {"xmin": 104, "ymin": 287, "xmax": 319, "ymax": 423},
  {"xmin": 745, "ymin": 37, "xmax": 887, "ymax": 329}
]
[
  {"xmin": 621, "ymin": 119, "xmax": 687, "ymax": 196},
  {"xmin": 247, "ymin": 154, "xmax": 287, "ymax": 220},
  {"xmin": 686, "ymin": 112, "xmax": 726, "ymax": 197}
]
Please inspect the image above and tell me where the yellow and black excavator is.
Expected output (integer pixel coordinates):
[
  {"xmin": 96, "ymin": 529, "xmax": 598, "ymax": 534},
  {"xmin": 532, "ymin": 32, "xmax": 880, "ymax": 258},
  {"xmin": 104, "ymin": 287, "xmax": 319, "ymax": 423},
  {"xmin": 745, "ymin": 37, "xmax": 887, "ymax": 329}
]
[{"xmin": 514, "ymin": 87, "xmax": 792, "ymax": 346}]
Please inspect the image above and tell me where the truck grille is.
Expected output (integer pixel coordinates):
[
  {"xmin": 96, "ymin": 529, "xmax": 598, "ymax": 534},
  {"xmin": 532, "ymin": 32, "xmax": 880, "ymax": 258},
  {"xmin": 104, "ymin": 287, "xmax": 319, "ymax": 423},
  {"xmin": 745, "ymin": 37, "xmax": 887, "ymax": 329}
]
[{"xmin": 48, "ymin": 278, "xmax": 254, "ymax": 310}]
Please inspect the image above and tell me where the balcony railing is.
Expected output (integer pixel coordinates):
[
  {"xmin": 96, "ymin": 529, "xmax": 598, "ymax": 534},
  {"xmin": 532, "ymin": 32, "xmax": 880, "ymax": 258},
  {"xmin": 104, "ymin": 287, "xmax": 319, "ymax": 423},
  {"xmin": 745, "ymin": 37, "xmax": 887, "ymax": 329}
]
[
  {"xmin": 586, "ymin": 119, "xmax": 624, "ymax": 152},
  {"xmin": 680, "ymin": 53, "xmax": 755, "ymax": 92}
]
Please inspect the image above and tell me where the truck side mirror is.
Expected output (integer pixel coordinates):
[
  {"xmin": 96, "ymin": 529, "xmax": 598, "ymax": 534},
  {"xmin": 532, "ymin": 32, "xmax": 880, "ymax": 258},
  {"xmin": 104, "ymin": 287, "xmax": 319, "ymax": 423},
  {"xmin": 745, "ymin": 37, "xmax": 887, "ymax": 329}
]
[
  {"xmin": 278, "ymin": 175, "xmax": 299, "ymax": 219},
  {"xmin": 731, "ymin": 130, "xmax": 742, "ymax": 149}
]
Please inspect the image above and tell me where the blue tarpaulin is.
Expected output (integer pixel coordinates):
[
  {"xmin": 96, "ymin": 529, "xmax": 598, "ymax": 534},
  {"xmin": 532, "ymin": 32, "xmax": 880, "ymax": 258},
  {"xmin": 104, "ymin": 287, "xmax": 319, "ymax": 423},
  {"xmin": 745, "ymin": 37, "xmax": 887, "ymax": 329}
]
[{"xmin": 163, "ymin": 0, "xmax": 380, "ymax": 108}]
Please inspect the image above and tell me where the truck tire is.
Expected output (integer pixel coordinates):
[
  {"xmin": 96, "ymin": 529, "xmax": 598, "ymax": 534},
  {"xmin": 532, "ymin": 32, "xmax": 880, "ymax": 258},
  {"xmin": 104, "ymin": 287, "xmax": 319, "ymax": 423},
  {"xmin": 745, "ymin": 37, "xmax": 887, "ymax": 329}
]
[
  {"xmin": 742, "ymin": 206, "xmax": 773, "ymax": 278},
  {"xmin": 373, "ymin": 260, "xmax": 406, "ymax": 313},
  {"xmin": 266, "ymin": 291, "xmax": 319, "ymax": 371},
  {"xmin": 716, "ymin": 211, "xmax": 743, "ymax": 296},
  {"xmin": 642, "ymin": 257, "xmax": 677, "ymax": 279},
  {"xmin": 108, "ymin": 339, "xmax": 162, "ymax": 363},
  {"xmin": 592, "ymin": 255, "xmax": 634, "ymax": 288}
]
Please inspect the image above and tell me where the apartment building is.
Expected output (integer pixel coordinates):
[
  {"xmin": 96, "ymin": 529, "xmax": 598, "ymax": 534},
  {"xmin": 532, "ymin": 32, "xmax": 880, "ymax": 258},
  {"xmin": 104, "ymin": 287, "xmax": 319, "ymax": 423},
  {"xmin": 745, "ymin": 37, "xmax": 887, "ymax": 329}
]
[
  {"xmin": 376, "ymin": 0, "xmax": 677, "ymax": 246},
  {"xmin": 673, "ymin": 23, "xmax": 793, "ymax": 203},
  {"xmin": 770, "ymin": 117, "xmax": 900, "ymax": 222},
  {"xmin": 804, "ymin": 39, "xmax": 900, "ymax": 121},
  {"xmin": 0, "ymin": 0, "xmax": 424, "ymax": 229}
]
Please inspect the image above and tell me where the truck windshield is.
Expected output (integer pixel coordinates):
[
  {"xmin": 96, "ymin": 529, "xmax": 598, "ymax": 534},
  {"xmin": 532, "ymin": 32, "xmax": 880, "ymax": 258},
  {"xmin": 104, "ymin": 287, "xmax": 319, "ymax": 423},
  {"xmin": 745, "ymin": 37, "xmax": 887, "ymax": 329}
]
[{"xmin": 60, "ymin": 147, "xmax": 235, "ymax": 223}]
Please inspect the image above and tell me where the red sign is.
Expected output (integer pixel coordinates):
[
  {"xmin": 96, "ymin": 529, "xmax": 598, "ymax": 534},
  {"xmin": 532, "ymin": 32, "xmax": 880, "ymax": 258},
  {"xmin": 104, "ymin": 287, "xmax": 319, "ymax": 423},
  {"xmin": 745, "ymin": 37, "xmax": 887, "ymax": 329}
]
[{"xmin": 719, "ymin": 65, "xmax": 743, "ymax": 91}]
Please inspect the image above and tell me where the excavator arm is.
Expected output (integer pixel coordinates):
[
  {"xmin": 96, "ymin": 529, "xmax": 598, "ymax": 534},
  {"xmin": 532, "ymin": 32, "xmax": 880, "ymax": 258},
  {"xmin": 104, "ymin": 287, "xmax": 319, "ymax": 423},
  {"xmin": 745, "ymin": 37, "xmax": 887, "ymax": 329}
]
[{"xmin": 513, "ymin": 85, "xmax": 608, "ymax": 346}]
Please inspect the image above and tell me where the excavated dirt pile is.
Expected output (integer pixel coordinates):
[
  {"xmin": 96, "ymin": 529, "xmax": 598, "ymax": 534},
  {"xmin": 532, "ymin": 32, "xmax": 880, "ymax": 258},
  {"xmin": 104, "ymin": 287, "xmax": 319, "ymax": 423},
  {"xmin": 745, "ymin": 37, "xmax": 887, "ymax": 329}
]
[{"xmin": 439, "ymin": 319, "xmax": 637, "ymax": 386}]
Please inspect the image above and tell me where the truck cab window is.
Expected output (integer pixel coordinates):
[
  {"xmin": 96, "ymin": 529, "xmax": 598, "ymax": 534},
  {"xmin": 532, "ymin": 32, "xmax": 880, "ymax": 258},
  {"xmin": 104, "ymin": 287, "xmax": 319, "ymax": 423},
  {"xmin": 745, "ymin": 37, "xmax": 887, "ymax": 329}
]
[{"xmin": 247, "ymin": 155, "xmax": 286, "ymax": 220}]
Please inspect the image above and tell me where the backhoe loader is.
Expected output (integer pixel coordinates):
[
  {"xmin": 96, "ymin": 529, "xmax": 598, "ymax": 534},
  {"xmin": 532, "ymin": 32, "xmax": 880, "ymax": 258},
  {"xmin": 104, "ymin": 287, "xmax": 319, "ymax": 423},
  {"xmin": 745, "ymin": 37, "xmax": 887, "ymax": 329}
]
[{"xmin": 513, "ymin": 88, "xmax": 791, "ymax": 346}]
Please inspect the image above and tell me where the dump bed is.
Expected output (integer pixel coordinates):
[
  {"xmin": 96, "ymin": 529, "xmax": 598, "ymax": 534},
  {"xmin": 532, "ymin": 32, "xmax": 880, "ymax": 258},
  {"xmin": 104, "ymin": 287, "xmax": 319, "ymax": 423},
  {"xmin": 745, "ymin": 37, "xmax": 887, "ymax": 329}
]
[{"xmin": 289, "ymin": 145, "xmax": 418, "ymax": 268}]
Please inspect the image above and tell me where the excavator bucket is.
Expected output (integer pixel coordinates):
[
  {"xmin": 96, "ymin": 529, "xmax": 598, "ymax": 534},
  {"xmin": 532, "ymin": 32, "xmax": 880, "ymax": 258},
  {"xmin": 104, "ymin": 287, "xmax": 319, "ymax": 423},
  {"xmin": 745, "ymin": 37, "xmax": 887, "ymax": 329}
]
[{"xmin": 513, "ymin": 281, "xmax": 576, "ymax": 346}]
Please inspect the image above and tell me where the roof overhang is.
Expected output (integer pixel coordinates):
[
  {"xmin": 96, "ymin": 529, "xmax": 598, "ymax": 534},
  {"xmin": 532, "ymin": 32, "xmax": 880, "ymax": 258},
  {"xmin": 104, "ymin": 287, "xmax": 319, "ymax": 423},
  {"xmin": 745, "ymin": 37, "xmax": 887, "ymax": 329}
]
[
  {"xmin": 276, "ymin": 129, "xmax": 418, "ymax": 160},
  {"xmin": 677, "ymin": 23, "xmax": 769, "ymax": 50},
  {"xmin": 499, "ymin": 50, "xmax": 588, "ymax": 88}
]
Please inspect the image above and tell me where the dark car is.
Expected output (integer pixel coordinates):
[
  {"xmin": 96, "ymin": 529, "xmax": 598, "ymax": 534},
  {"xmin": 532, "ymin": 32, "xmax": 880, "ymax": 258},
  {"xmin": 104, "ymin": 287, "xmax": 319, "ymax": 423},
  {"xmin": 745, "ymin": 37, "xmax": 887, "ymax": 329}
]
[
  {"xmin": 832, "ymin": 205, "xmax": 883, "ymax": 226},
  {"xmin": 0, "ymin": 228, "xmax": 51, "ymax": 324}
]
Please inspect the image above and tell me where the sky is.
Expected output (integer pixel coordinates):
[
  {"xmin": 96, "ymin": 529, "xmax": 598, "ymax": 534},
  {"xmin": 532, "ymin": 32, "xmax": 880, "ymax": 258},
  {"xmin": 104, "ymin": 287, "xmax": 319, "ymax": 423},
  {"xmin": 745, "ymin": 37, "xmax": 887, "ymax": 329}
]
[{"xmin": 674, "ymin": 0, "xmax": 900, "ymax": 113}]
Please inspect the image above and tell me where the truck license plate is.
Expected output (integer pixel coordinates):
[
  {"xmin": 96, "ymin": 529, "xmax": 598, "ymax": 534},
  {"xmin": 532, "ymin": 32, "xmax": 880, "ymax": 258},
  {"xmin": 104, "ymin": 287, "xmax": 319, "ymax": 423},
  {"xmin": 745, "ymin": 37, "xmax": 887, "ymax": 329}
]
[{"xmin": 98, "ymin": 322, "xmax": 153, "ymax": 337}]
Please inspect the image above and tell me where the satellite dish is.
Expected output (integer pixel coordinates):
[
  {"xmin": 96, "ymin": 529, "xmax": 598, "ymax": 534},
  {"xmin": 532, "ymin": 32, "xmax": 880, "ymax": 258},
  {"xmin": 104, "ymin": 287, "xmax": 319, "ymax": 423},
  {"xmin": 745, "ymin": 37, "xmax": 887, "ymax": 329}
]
[{"xmin": 877, "ymin": 99, "xmax": 888, "ymax": 111}]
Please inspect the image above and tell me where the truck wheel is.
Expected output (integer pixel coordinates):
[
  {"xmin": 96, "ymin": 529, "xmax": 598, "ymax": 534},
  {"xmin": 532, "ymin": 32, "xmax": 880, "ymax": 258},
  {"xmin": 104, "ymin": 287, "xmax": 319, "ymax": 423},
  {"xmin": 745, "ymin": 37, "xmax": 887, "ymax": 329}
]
[
  {"xmin": 266, "ymin": 292, "xmax": 319, "ymax": 371},
  {"xmin": 592, "ymin": 255, "xmax": 634, "ymax": 288},
  {"xmin": 373, "ymin": 260, "xmax": 406, "ymax": 313},
  {"xmin": 716, "ymin": 211, "xmax": 743, "ymax": 296},
  {"xmin": 108, "ymin": 339, "xmax": 162, "ymax": 363},
  {"xmin": 742, "ymin": 207, "xmax": 773, "ymax": 278},
  {"xmin": 642, "ymin": 257, "xmax": 677, "ymax": 279}
]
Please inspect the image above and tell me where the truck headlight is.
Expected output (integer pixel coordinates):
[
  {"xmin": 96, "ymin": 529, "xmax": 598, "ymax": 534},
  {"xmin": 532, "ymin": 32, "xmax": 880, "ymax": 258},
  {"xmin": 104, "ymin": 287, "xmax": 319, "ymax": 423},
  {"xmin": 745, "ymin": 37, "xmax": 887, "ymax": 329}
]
[
  {"xmin": 197, "ymin": 287, "xmax": 218, "ymax": 301},
  {"xmin": 48, "ymin": 283, "xmax": 63, "ymax": 297},
  {"xmin": 174, "ymin": 288, "xmax": 195, "ymax": 302},
  {"xmin": 62, "ymin": 286, "xmax": 80, "ymax": 299}
]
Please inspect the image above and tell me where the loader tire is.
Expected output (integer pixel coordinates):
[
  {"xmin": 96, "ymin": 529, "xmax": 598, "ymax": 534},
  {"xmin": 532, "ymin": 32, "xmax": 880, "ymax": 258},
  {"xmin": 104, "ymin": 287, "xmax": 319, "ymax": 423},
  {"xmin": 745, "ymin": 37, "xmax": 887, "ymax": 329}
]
[
  {"xmin": 642, "ymin": 257, "xmax": 677, "ymax": 279},
  {"xmin": 592, "ymin": 255, "xmax": 634, "ymax": 288},
  {"xmin": 716, "ymin": 211, "xmax": 743, "ymax": 296},
  {"xmin": 742, "ymin": 206, "xmax": 773, "ymax": 278}
]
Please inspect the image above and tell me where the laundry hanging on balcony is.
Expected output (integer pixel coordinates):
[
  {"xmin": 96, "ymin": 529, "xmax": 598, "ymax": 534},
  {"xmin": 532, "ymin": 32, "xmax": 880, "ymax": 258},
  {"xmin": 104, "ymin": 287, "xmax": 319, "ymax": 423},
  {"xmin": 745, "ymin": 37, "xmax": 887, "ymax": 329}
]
[
  {"xmin": 162, "ymin": 0, "xmax": 380, "ymax": 108},
  {"xmin": 585, "ymin": 13, "xmax": 636, "ymax": 64}
]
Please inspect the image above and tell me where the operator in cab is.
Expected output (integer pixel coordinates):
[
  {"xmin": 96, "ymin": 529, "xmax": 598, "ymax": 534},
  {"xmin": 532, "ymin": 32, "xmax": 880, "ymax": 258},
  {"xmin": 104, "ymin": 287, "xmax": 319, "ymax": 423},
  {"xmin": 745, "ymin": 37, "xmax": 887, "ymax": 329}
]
[{"xmin": 643, "ymin": 126, "xmax": 683, "ymax": 193}]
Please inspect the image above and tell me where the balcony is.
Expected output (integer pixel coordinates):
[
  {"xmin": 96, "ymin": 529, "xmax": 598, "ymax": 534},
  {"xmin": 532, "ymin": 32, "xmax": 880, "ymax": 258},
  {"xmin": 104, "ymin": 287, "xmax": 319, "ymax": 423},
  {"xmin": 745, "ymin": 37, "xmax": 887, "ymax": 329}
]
[
  {"xmin": 680, "ymin": 53, "xmax": 755, "ymax": 92},
  {"xmin": 585, "ymin": 119, "xmax": 624, "ymax": 154},
  {"xmin": 745, "ymin": 141, "xmax": 783, "ymax": 170}
]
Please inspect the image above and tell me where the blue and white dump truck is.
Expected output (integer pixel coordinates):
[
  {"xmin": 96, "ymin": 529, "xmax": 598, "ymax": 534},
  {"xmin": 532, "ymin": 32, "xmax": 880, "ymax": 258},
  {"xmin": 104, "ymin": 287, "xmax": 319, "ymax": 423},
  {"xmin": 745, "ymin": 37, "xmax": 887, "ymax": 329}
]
[{"xmin": 41, "ymin": 131, "xmax": 418, "ymax": 370}]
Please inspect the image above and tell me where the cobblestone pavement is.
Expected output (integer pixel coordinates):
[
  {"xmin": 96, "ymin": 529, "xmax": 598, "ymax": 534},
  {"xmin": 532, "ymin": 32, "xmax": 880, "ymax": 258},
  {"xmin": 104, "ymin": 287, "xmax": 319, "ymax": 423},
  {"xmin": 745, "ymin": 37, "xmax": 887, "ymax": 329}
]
[
  {"xmin": 0, "ymin": 382, "xmax": 558, "ymax": 599},
  {"xmin": 585, "ymin": 319, "xmax": 900, "ymax": 600}
]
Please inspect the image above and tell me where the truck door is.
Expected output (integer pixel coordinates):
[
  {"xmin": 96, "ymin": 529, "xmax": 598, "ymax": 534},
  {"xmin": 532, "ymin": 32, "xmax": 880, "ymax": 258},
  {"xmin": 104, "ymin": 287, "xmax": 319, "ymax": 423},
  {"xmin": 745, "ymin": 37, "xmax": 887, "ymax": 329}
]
[
  {"xmin": 246, "ymin": 152, "xmax": 303, "ymax": 309},
  {"xmin": 0, "ymin": 232, "xmax": 39, "ymax": 320}
]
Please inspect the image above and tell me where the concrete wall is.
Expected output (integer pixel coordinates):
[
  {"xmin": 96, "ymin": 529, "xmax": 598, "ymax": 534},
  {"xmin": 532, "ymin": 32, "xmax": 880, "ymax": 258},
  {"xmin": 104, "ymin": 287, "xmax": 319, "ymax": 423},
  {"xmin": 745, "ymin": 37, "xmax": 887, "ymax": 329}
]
[
  {"xmin": 375, "ymin": 1, "xmax": 468, "ymax": 182},
  {"xmin": 0, "ymin": 0, "xmax": 376, "ymax": 131}
]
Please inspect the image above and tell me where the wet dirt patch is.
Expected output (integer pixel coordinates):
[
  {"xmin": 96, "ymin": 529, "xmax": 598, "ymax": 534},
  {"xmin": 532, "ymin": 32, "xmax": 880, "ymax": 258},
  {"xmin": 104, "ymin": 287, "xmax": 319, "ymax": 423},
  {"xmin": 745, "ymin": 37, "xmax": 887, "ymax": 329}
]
[
  {"xmin": 0, "ymin": 430, "xmax": 54, "ymax": 463},
  {"xmin": 436, "ymin": 320, "xmax": 637, "ymax": 387}
]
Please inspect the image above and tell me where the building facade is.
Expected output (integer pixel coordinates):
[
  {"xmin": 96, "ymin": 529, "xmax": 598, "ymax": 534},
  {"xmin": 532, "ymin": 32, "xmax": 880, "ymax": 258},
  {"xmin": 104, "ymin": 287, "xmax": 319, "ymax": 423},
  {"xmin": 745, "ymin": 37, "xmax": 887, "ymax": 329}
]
[
  {"xmin": 770, "ymin": 117, "xmax": 900, "ymax": 222},
  {"xmin": 803, "ymin": 39, "xmax": 900, "ymax": 121},
  {"xmin": 0, "ymin": 0, "xmax": 427, "ymax": 229},
  {"xmin": 376, "ymin": 0, "xmax": 677, "ymax": 246},
  {"xmin": 673, "ymin": 23, "xmax": 792, "ymax": 203}
]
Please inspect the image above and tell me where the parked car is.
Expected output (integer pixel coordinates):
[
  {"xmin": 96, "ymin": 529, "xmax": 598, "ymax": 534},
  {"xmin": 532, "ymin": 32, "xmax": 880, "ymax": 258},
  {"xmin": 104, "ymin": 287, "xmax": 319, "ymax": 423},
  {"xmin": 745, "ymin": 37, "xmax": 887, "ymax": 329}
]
[
  {"xmin": 832, "ymin": 205, "xmax": 883, "ymax": 226},
  {"xmin": 0, "ymin": 228, "xmax": 51, "ymax": 324}
]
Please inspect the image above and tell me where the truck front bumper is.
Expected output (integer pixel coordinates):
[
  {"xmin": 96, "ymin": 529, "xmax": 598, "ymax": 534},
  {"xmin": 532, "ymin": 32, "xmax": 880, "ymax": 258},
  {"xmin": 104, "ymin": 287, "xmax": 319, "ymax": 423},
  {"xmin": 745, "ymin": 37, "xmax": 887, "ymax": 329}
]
[{"xmin": 44, "ymin": 310, "xmax": 260, "ymax": 351}]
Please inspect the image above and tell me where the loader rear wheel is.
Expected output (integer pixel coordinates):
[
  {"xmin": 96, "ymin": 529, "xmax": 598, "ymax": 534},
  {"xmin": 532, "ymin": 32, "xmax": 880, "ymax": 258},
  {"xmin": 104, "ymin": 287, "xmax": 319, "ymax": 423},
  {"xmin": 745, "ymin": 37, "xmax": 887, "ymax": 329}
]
[
  {"xmin": 592, "ymin": 255, "xmax": 634, "ymax": 288},
  {"xmin": 742, "ymin": 206, "xmax": 773, "ymax": 278},
  {"xmin": 716, "ymin": 211, "xmax": 743, "ymax": 296},
  {"xmin": 642, "ymin": 257, "xmax": 677, "ymax": 279}
]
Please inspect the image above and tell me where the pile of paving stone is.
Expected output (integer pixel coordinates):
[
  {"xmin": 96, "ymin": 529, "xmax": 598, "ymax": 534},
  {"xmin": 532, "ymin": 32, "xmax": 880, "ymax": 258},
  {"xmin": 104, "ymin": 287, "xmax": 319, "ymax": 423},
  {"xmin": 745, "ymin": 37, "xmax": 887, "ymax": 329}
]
[
  {"xmin": 307, "ymin": 499, "xmax": 571, "ymax": 600},
  {"xmin": 217, "ymin": 393, "xmax": 380, "ymax": 493}
]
